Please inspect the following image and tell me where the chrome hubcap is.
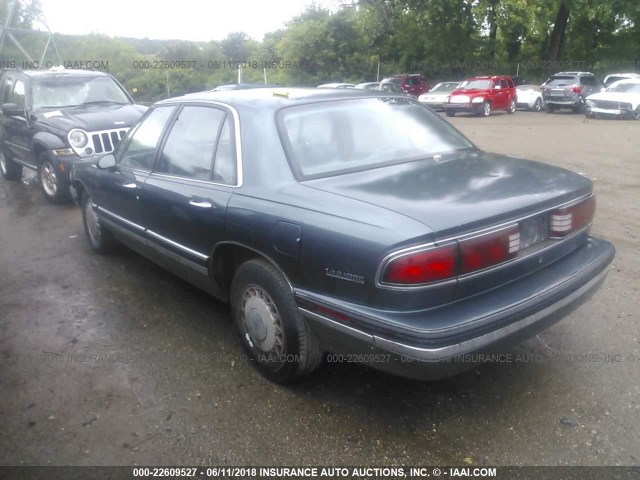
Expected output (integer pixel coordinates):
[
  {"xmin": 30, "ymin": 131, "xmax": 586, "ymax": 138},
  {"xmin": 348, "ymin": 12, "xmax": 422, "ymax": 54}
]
[
  {"xmin": 484, "ymin": 103, "xmax": 490, "ymax": 116},
  {"xmin": 84, "ymin": 199, "xmax": 100, "ymax": 243},
  {"xmin": 241, "ymin": 285, "xmax": 283, "ymax": 354},
  {"xmin": 41, "ymin": 162, "xmax": 58, "ymax": 196}
]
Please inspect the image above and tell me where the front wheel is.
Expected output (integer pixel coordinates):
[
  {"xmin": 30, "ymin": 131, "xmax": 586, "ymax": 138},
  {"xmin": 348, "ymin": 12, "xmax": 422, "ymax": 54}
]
[
  {"xmin": 507, "ymin": 99, "xmax": 516, "ymax": 114},
  {"xmin": 81, "ymin": 191, "xmax": 115, "ymax": 254},
  {"xmin": 481, "ymin": 101, "xmax": 491, "ymax": 117},
  {"xmin": 0, "ymin": 152, "xmax": 22, "ymax": 181},
  {"xmin": 38, "ymin": 155, "xmax": 70, "ymax": 204},
  {"xmin": 231, "ymin": 259, "xmax": 323, "ymax": 384}
]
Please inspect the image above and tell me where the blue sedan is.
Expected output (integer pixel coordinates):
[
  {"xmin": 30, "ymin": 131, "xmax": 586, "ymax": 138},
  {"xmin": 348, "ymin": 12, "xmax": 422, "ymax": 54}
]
[{"xmin": 70, "ymin": 88, "xmax": 614, "ymax": 383}]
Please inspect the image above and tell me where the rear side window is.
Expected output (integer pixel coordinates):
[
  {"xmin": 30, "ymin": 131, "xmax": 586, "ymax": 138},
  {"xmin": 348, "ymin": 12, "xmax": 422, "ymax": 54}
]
[
  {"xmin": 507, "ymin": 78, "xmax": 515, "ymax": 88},
  {"xmin": 500, "ymin": 79, "xmax": 509, "ymax": 88}
]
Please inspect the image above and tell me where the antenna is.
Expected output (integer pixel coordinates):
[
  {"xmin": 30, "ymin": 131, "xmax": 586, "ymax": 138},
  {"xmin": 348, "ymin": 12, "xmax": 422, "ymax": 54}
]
[{"xmin": 0, "ymin": 0, "xmax": 62, "ymax": 67}]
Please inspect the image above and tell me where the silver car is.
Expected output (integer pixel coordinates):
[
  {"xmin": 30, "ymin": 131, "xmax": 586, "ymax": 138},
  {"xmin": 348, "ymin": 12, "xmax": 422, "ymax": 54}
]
[{"xmin": 418, "ymin": 82, "xmax": 459, "ymax": 111}]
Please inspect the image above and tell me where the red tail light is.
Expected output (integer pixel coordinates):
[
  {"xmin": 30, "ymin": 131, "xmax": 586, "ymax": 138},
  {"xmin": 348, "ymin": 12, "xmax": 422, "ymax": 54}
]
[
  {"xmin": 550, "ymin": 196, "xmax": 595, "ymax": 237},
  {"xmin": 571, "ymin": 85, "xmax": 583, "ymax": 93},
  {"xmin": 381, "ymin": 244, "xmax": 457, "ymax": 285},
  {"xmin": 459, "ymin": 226, "xmax": 520, "ymax": 275}
]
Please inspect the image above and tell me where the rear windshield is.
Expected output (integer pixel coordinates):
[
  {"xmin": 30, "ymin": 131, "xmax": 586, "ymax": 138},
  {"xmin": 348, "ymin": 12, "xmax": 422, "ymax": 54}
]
[
  {"xmin": 459, "ymin": 79, "xmax": 491, "ymax": 90},
  {"xmin": 545, "ymin": 76, "xmax": 576, "ymax": 87},
  {"xmin": 278, "ymin": 97, "xmax": 474, "ymax": 179}
]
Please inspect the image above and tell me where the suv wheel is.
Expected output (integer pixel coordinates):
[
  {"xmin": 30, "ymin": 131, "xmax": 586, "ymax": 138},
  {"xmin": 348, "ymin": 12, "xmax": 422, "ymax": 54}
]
[
  {"xmin": 631, "ymin": 107, "xmax": 640, "ymax": 120},
  {"xmin": 445, "ymin": 110, "xmax": 455, "ymax": 117},
  {"xmin": 481, "ymin": 101, "xmax": 491, "ymax": 117},
  {"xmin": 545, "ymin": 104, "xmax": 556, "ymax": 113},
  {"xmin": 507, "ymin": 99, "xmax": 516, "ymax": 114},
  {"xmin": 38, "ymin": 155, "xmax": 70, "ymax": 204},
  {"xmin": 0, "ymin": 152, "xmax": 22, "ymax": 181},
  {"xmin": 231, "ymin": 259, "xmax": 323, "ymax": 384}
]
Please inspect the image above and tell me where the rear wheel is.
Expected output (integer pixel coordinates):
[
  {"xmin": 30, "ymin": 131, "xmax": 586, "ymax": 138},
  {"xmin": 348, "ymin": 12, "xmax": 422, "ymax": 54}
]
[
  {"xmin": 38, "ymin": 155, "xmax": 70, "ymax": 204},
  {"xmin": 507, "ymin": 98, "xmax": 516, "ymax": 114},
  {"xmin": 231, "ymin": 259, "xmax": 323, "ymax": 384},
  {"xmin": 445, "ymin": 110, "xmax": 455, "ymax": 117},
  {"xmin": 532, "ymin": 98, "xmax": 542, "ymax": 112},
  {"xmin": 0, "ymin": 152, "xmax": 22, "ymax": 181},
  {"xmin": 545, "ymin": 104, "xmax": 556, "ymax": 113}
]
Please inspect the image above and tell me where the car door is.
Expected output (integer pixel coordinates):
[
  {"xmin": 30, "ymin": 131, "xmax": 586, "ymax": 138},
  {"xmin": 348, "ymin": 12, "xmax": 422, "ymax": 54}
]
[
  {"xmin": 2, "ymin": 78, "xmax": 34, "ymax": 166},
  {"xmin": 140, "ymin": 104, "xmax": 237, "ymax": 268},
  {"xmin": 93, "ymin": 105, "xmax": 176, "ymax": 239}
]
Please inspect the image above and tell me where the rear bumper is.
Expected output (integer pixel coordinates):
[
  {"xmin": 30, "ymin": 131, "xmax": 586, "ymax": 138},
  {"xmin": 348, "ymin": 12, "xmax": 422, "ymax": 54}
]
[{"xmin": 297, "ymin": 236, "xmax": 614, "ymax": 380}]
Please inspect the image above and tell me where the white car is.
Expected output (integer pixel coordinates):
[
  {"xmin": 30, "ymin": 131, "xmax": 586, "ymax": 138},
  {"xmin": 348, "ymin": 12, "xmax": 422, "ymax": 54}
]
[
  {"xmin": 515, "ymin": 84, "xmax": 544, "ymax": 111},
  {"xmin": 585, "ymin": 79, "xmax": 640, "ymax": 119},
  {"xmin": 418, "ymin": 81, "xmax": 459, "ymax": 110},
  {"xmin": 603, "ymin": 72, "xmax": 640, "ymax": 87}
]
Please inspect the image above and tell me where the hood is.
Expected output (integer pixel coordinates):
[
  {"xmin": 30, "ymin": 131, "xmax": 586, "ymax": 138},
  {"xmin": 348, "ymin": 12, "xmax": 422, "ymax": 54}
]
[
  {"xmin": 35, "ymin": 104, "xmax": 148, "ymax": 133},
  {"xmin": 587, "ymin": 91, "xmax": 640, "ymax": 105},
  {"xmin": 302, "ymin": 150, "xmax": 592, "ymax": 239}
]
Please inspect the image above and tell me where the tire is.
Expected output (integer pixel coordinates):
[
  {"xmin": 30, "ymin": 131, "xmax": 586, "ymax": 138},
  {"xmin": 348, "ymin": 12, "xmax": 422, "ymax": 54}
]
[
  {"xmin": 81, "ymin": 191, "xmax": 115, "ymax": 254},
  {"xmin": 481, "ymin": 101, "xmax": 491, "ymax": 117},
  {"xmin": 585, "ymin": 110, "xmax": 595, "ymax": 119},
  {"xmin": 445, "ymin": 110, "xmax": 455, "ymax": 117},
  {"xmin": 0, "ymin": 151, "xmax": 22, "ymax": 181},
  {"xmin": 38, "ymin": 155, "xmax": 70, "ymax": 204},
  {"xmin": 632, "ymin": 107, "xmax": 640, "ymax": 120},
  {"xmin": 545, "ymin": 104, "xmax": 556, "ymax": 113},
  {"xmin": 532, "ymin": 98, "xmax": 542, "ymax": 112},
  {"xmin": 231, "ymin": 259, "xmax": 323, "ymax": 384},
  {"xmin": 507, "ymin": 98, "xmax": 516, "ymax": 114},
  {"xmin": 571, "ymin": 101, "xmax": 585, "ymax": 114}
]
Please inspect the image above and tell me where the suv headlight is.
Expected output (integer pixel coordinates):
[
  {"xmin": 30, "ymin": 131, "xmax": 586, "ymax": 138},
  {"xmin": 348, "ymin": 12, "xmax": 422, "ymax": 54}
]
[
  {"xmin": 471, "ymin": 97, "xmax": 485, "ymax": 103},
  {"xmin": 69, "ymin": 130, "xmax": 88, "ymax": 148}
]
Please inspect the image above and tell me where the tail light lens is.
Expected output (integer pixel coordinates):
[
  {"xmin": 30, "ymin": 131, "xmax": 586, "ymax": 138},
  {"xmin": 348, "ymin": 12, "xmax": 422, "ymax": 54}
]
[
  {"xmin": 459, "ymin": 226, "xmax": 520, "ymax": 275},
  {"xmin": 550, "ymin": 196, "xmax": 595, "ymax": 237},
  {"xmin": 381, "ymin": 244, "xmax": 457, "ymax": 285},
  {"xmin": 571, "ymin": 85, "xmax": 583, "ymax": 93}
]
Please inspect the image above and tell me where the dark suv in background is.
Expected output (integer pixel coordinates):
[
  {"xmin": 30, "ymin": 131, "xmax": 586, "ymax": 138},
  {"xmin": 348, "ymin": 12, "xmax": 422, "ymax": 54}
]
[
  {"xmin": 381, "ymin": 74, "xmax": 430, "ymax": 96},
  {"xmin": 541, "ymin": 72, "xmax": 602, "ymax": 113},
  {"xmin": 0, "ymin": 68, "xmax": 147, "ymax": 203}
]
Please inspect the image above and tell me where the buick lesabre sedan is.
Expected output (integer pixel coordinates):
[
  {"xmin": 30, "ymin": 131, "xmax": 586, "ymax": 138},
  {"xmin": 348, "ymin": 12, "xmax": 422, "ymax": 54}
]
[{"xmin": 70, "ymin": 88, "xmax": 614, "ymax": 384}]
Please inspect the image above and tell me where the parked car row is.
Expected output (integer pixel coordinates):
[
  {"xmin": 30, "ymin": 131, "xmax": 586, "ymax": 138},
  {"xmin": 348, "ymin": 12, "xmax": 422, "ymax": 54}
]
[{"xmin": 0, "ymin": 69, "xmax": 617, "ymax": 386}]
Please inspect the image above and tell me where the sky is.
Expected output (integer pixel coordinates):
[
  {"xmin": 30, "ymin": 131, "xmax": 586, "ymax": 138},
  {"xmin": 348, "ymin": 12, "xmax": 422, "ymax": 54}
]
[{"xmin": 39, "ymin": 0, "xmax": 338, "ymax": 42}]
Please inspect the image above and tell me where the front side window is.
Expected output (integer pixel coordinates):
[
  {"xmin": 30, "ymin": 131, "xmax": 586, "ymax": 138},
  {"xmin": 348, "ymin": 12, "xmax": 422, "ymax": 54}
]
[
  {"xmin": 279, "ymin": 97, "xmax": 474, "ymax": 179},
  {"xmin": 12, "ymin": 80, "xmax": 25, "ymax": 109},
  {"xmin": 156, "ymin": 106, "xmax": 227, "ymax": 181},
  {"xmin": 119, "ymin": 106, "xmax": 176, "ymax": 171}
]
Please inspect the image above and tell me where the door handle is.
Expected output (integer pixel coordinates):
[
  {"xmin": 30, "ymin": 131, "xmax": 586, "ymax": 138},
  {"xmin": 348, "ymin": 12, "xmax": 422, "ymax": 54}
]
[
  {"xmin": 189, "ymin": 199, "xmax": 213, "ymax": 209},
  {"xmin": 122, "ymin": 182, "xmax": 137, "ymax": 189}
]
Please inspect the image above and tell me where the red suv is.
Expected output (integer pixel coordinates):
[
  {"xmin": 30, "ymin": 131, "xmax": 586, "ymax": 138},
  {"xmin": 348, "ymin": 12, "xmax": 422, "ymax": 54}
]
[
  {"xmin": 381, "ymin": 74, "xmax": 430, "ymax": 97},
  {"xmin": 445, "ymin": 75, "xmax": 517, "ymax": 117}
]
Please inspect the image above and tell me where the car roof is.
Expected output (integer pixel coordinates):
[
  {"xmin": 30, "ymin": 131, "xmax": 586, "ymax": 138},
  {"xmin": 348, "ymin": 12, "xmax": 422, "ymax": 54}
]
[
  {"xmin": 9, "ymin": 69, "xmax": 109, "ymax": 78},
  {"xmin": 157, "ymin": 88, "xmax": 405, "ymax": 109}
]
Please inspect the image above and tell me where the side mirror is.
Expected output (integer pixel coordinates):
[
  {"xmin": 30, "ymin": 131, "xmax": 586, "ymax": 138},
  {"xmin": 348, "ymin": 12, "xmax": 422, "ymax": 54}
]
[
  {"xmin": 97, "ymin": 154, "xmax": 116, "ymax": 169},
  {"xmin": 2, "ymin": 103, "xmax": 24, "ymax": 116}
]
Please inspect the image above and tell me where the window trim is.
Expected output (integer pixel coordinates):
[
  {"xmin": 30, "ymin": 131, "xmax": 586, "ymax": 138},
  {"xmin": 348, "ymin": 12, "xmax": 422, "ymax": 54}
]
[{"xmin": 149, "ymin": 101, "xmax": 242, "ymax": 188}]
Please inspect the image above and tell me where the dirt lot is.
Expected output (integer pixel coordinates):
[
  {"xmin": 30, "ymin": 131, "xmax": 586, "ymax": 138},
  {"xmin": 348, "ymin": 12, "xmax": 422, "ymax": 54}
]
[{"xmin": 0, "ymin": 110, "xmax": 638, "ymax": 467}]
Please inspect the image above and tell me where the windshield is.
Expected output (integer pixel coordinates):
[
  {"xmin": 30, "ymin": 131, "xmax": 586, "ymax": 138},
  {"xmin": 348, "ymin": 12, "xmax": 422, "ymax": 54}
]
[
  {"xmin": 32, "ymin": 76, "xmax": 131, "ymax": 109},
  {"xmin": 459, "ymin": 79, "xmax": 491, "ymax": 90},
  {"xmin": 278, "ymin": 97, "xmax": 474, "ymax": 179},
  {"xmin": 545, "ymin": 76, "xmax": 576, "ymax": 87},
  {"xmin": 607, "ymin": 82, "xmax": 640, "ymax": 93},
  {"xmin": 431, "ymin": 82, "xmax": 458, "ymax": 93}
]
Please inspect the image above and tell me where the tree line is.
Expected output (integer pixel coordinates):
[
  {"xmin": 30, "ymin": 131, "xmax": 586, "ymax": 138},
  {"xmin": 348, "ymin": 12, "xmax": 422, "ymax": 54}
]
[{"xmin": 1, "ymin": 0, "xmax": 639, "ymax": 102}]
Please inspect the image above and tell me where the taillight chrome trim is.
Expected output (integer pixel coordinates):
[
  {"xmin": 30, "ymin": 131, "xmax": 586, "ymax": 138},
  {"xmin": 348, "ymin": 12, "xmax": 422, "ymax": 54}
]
[{"xmin": 375, "ymin": 193, "xmax": 594, "ymax": 290}]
